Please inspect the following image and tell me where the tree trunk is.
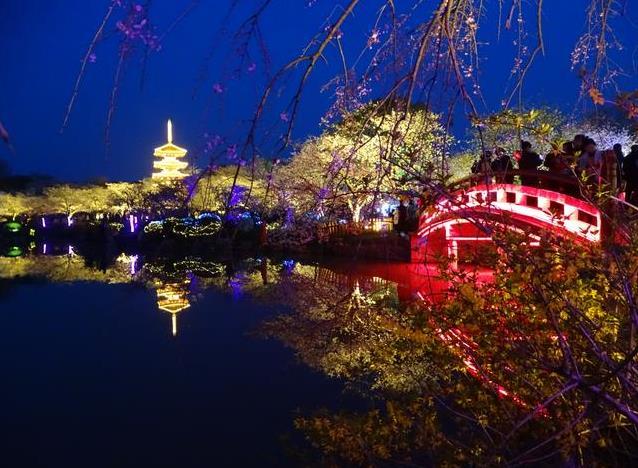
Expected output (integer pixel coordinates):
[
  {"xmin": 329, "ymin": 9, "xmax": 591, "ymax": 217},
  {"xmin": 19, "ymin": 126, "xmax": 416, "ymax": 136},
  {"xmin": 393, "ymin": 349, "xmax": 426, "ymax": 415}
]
[{"xmin": 352, "ymin": 203, "xmax": 362, "ymax": 223}]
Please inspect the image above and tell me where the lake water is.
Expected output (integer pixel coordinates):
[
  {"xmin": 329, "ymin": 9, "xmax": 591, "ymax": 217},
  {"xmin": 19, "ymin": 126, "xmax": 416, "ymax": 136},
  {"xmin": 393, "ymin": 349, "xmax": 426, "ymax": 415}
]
[
  {"xmin": 1, "ymin": 252, "xmax": 372, "ymax": 467},
  {"xmin": 1, "ymin": 247, "xmax": 633, "ymax": 466}
]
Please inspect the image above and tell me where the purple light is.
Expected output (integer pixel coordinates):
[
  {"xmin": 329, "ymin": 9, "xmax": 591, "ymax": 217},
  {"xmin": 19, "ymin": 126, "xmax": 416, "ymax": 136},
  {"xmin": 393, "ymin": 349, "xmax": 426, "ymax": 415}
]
[
  {"xmin": 284, "ymin": 207, "xmax": 294, "ymax": 227},
  {"xmin": 68, "ymin": 245, "xmax": 75, "ymax": 256},
  {"xmin": 228, "ymin": 272, "xmax": 246, "ymax": 299},
  {"xmin": 282, "ymin": 259, "xmax": 296, "ymax": 274},
  {"xmin": 129, "ymin": 215, "xmax": 135, "ymax": 233},
  {"xmin": 41, "ymin": 217, "xmax": 46, "ymax": 228},
  {"xmin": 42, "ymin": 243, "xmax": 47, "ymax": 254},
  {"xmin": 229, "ymin": 185, "xmax": 248, "ymax": 207}
]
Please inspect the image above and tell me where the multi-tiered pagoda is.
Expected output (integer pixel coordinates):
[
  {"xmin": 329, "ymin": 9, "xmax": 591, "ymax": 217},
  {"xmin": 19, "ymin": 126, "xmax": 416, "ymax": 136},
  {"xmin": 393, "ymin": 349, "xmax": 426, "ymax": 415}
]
[
  {"xmin": 152, "ymin": 119, "xmax": 188, "ymax": 179},
  {"xmin": 156, "ymin": 281, "xmax": 191, "ymax": 336}
]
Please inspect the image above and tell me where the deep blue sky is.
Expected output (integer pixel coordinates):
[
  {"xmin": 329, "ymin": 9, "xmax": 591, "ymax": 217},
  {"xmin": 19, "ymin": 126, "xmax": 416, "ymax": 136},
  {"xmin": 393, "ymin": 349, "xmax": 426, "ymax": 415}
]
[{"xmin": 1, "ymin": 0, "xmax": 636, "ymax": 182}]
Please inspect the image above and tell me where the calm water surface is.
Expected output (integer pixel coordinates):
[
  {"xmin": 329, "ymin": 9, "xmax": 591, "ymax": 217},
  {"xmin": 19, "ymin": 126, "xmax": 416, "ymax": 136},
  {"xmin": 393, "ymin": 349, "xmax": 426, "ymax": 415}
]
[
  {"xmin": 3, "ymin": 248, "xmax": 626, "ymax": 466},
  {"xmin": 0, "ymin": 253, "xmax": 376, "ymax": 467}
]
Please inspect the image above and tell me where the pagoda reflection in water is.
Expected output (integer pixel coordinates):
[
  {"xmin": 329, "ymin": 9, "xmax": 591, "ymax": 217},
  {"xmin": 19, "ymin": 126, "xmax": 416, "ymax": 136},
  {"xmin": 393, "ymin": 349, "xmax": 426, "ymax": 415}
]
[{"xmin": 155, "ymin": 280, "xmax": 191, "ymax": 336}]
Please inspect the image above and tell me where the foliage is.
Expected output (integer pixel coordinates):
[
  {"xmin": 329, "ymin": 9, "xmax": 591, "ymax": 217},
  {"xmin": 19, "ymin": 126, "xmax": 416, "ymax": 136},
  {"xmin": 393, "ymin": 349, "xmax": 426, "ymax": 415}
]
[
  {"xmin": 470, "ymin": 108, "xmax": 565, "ymax": 156},
  {"xmin": 138, "ymin": 180, "xmax": 188, "ymax": 218},
  {"xmin": 562, "ymin": 118, "xmax": 638, "ymax": 153},
  {"xmin": 0, "ymin": 179, "xmax": 194, "ymax": 224},
  {"xmin": 44, "ymin": 184, "xmax": 94, "ymax": 219},
  {"xmin": 258, "ymin": 225, "xmax": 638, "ymax": 465},
  {"xmin": 275, "ymin": 104, "xmax": 448, "ymax": 222},
  {"xmin": 106, "ymin": 181, "xmax": 146, "ymax": 215},
  {"xmin": 447, "ymin": 152, "xmax": 476, "ymax": 182},
  {"xmin": 190, "ymin": 164, "xmax": 271, "ymax": 215},
  {"xmin": 0, "ymin": 192, "xmax": 35, "ymax": 219}
]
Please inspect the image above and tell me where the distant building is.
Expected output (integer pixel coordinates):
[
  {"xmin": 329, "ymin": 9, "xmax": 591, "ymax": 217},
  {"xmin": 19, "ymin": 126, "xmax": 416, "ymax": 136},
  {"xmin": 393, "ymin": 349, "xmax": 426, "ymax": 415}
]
[{"xmin": 152, "ymin": 119, "xmax": 188, "ymax": 179}]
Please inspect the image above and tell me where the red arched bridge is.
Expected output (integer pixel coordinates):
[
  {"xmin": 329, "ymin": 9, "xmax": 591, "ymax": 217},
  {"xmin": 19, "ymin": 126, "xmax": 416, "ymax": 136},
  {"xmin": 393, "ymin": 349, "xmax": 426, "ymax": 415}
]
[{"xmin": 412, "ymin": 171, "xmax": 604, "ymax": 262}]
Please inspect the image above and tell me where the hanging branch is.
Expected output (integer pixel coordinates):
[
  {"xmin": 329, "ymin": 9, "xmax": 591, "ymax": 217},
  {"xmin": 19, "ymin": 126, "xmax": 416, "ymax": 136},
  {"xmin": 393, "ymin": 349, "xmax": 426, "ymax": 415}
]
[
  {"xmin": 503, "ymin": 0, "xmax": 545, "ymax": 109},
  {"xmin": 60, "ymin": 1, "xmax": 118, "ymax": 132},
  {"xmin": 104, "ymin": 50, "xmax": 127, "ymax": 155}
]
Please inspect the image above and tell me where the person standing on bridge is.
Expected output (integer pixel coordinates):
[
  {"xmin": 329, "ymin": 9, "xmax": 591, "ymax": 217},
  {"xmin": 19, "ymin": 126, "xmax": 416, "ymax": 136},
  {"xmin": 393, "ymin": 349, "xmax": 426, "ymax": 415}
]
[
  {"xmin": 623, "ymin": 145, "xmax": 638, "ymax": 204},
  {"xmin": 560, "ymin": 141, "xmax": 577, "ymax": 168},
  {"xmin": 577, "ymin": 138, "xmax": 603, "ymax": 187},
  {"xmin": 407, "ymin": 198, "xmax": 418, "ymax": 231},
  {"xmin": 397, "ymin": 200, "xmax": 408, "ymax": 235},
  {"xmin": 613, "ymin": 143, "xmax": 625, "ymax": 191},
  {"xmin": 518, "ymin": 140, "xmax": 542, "ymax": 186},
  {"xmin": 491, "ymin": 147, "xmax": 514, "ymax": 183},
  {"xmin": 471, "ymin": 150, "xmax": 493, "ymax": 186},
  {"xmin": 543, "ymin": 143, "xmax": 562, "ymax": 190},
  {"xmin": 572, "ymin": 134, "xmax": 587, "ymax": 156}
]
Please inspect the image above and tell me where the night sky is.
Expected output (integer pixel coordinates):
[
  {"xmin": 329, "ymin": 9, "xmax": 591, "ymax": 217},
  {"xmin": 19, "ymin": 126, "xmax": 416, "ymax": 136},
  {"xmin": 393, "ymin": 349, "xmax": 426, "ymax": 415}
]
[{"xmin": 1, "ymin": 0, "xmax": 636, "ymax": 182}]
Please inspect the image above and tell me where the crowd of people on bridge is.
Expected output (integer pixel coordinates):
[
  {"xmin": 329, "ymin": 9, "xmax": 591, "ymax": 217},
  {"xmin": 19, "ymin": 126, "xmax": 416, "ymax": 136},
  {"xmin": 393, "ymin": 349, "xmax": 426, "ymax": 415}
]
[
  {"xmin": 389, "ymin": 199, "xmax": 419, "ymax": 234},
  {"xmin": 471, "ymin": 136, "xmax": 638, "ymax": 204}
]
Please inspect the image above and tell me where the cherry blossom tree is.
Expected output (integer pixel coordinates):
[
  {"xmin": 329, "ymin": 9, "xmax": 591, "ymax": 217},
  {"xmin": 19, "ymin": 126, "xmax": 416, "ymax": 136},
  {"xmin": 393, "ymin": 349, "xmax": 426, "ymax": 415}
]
[{"xmin": 276, "ymin": 104, "xmax": 448, "ymax": 222}]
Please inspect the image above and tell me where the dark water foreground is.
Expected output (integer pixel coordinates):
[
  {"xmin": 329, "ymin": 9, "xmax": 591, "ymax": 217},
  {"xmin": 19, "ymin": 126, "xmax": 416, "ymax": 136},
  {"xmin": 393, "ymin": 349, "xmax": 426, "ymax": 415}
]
[
  {"xmin": 1, "ymin": 256, "xmax": 352, "ymax": 467},
  {"xmin": 0, "ymin": 245, "xmax": 635, "ymax": 467}
]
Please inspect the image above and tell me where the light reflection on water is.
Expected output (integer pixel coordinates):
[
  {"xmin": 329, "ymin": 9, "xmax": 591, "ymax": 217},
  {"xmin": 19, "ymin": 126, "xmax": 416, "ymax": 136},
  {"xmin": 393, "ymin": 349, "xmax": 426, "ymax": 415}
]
[
  {"xmin": 1, "ymin": 248, "xmax": 442, "ymax": 462},
  {"xmin": 0, "ymin": 248, "xmax": 462, "ymax": 336},
  {"xmin": 4, "ymin": 247, "xmax": 620, "ymax": 466},
  {"xmin": 1, "ymin": 250, "xmax": 378, "ymax": 467}
]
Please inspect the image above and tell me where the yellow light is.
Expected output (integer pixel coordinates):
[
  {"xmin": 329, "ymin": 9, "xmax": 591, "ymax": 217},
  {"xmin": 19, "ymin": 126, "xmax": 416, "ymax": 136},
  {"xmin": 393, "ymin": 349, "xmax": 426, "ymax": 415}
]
[
  {"xmin": 156, "ymin": 281, "xmax": 191, "ymax": 336},
  {"xmin": 152, "ymin": 119, "xmax": 189, "ymax": 179}
]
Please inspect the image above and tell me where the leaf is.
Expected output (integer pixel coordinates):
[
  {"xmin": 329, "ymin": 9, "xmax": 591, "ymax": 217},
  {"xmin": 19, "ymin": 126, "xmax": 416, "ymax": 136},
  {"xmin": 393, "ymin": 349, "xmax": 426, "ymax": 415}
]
[{"xmin": 588, "ymin": 88, "xmax": 605, "ymax": 106}]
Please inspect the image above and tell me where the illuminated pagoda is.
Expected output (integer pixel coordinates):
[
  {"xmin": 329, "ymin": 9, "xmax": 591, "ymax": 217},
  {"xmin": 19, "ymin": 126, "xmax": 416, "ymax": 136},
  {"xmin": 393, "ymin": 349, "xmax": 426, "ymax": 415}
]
[
  {"xmin": 156, "ymin": 281, "xmax": 191, "ymax": 336},
  {"xmin": 152, "ymin": 119, "xmax": 189, "ymax": 179}
]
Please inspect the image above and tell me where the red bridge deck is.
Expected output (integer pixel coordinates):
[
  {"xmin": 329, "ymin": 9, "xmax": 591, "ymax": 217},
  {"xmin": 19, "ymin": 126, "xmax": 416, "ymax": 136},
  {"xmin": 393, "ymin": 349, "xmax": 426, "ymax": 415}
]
[{"xmin": 413, "ymin": 181, "xmax": 602, "ymax": 262}]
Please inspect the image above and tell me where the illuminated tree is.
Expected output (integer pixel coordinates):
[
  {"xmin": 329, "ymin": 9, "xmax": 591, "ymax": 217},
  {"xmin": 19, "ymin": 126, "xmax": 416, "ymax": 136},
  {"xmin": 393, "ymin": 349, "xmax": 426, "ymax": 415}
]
[
  {"xmin": 0, "ymin": 192, "xmax": 30, "ymax": 220},
  {"xmin": 561, "ymin": 116, "xmax": 638, "ymax": 153},
  {"xmin": 470, "ymin": 108, "xmax": 565, "ymax": 155},
  {"xmin": 447, "ymin": 151, "xmax": 476, "ymax": 181},
  {"xmin": 82, "ymin": 185, "xmax": 114, "ymax": 216},
  {"xmin": 43, "ymin": 185, "xmax": 84, "ymax": 222},
  {"xmin": 189, "ymin": 164, "xmax": 271, "ymax": 215},
  {"xmin": 106, "ymin": 181, "xmax": 145, "ymax": 215},
  {"xmin": 277, "ymin": 104, "xmax": 448, "ymax": 222},
  {"xmin": 140, "ymin": 179, "xmax": 188, "ymax": 218}
]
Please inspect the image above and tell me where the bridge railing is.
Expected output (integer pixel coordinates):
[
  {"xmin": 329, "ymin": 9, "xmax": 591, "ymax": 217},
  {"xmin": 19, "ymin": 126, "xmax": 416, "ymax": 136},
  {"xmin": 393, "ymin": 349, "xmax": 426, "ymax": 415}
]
[
  {"xmin": 447, "ymin": 169, "xmax": 583, "ymax": 196},
  {"xmin": 447, "ymin": 154, "xmax": 622, "ymax": 199},
  {"xmin": 421, "ymin": 183, "xmax": 603, "ymax": 242}
]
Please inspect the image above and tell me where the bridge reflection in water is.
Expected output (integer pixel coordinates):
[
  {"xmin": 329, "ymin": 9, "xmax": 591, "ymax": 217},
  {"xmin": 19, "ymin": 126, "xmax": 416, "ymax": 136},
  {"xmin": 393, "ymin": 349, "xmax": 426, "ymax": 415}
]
[
  {"xmin": 316, "ymin": 261, "xmax": 491, "ymax": 303},
  {"xmin": 305, "ymin": 261, "xmax": 537, "ymax": 410}
]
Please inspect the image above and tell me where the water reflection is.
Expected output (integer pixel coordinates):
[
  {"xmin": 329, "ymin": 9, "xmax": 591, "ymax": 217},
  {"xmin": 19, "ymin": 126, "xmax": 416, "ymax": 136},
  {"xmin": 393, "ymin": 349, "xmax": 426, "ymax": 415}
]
[
  {"xmin": 1, "ymin": 246, "xmax": 636, "ymax": 465},
  {"xmin": 155, "ymin": 280, "xmax": 191, "ymax": 336}
]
